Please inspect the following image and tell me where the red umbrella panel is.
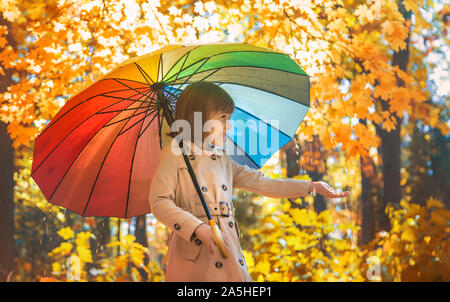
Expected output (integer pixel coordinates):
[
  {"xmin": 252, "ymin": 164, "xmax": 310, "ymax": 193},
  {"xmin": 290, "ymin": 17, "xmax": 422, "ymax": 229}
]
[{"xmin": 31, "ymin": 78, "xmax": 173, "ymax": 218}]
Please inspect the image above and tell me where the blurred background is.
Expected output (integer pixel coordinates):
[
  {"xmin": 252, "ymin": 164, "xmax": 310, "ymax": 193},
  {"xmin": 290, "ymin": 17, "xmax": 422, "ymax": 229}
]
[{"xmin": 0, "ymin": 0, "xmax": 448, "ymax": 282}]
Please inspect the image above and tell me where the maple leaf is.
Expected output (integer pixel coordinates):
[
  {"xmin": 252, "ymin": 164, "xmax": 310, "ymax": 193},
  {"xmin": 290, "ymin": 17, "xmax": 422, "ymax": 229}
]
[
  {"xmin": 389, "ymin": 87, "xmax": 412, "ymax": 118},
  {"xmin": 382, "ymin": 113, "xmax": 397, "ymax": 132},
  {"xmin": 381, "ymin": 20, "xmax": 408, "ymax": 52},
  {"xmin": 354, "ymin": 4, "xmax": 375, "ymax": 23},
  {"xmin": 403, "ymin": 0, "xmax": 423, "ymax": 15}
]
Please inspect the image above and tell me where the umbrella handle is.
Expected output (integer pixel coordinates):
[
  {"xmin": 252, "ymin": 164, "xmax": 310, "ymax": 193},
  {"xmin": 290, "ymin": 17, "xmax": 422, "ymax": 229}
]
[
  {"xmin": 209, "ymin": 219, "xmax": 229, "ymax": 259},
  {"xmin": 177, "ymin": 138, "xmax": 228, "ymax": 259}
]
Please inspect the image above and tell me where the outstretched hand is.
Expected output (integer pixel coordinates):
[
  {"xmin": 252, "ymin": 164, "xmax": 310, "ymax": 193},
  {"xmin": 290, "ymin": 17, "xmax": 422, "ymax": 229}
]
[{"xmin": 311, "ymin": 181, "xmax": 350, "ymax": 198}]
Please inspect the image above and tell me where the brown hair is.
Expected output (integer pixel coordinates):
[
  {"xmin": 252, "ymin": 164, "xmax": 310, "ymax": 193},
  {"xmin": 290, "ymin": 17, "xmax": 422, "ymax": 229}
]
[{"xmin": 166, "ymin": 81, "xmax": 235, "ymax": 144}]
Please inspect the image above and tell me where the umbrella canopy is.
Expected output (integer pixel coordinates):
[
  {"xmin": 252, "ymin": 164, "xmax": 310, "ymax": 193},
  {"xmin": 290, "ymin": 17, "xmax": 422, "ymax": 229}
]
[{"xmin": 31, "ymin": 42, "xmax": 310, "ymax": 218}]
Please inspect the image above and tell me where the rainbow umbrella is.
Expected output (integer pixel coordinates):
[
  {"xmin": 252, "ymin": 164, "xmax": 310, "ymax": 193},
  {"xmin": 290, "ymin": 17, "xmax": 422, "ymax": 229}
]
[{"xmin": 31, "ymin": 42, "xmax": 310, "ymax": 218}]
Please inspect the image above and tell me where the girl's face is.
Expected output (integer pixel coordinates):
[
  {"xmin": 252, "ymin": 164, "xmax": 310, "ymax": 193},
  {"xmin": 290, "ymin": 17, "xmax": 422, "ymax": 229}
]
[{"xmin": 207, "ymin": 110, "xmax": 232, "ymax": 147}]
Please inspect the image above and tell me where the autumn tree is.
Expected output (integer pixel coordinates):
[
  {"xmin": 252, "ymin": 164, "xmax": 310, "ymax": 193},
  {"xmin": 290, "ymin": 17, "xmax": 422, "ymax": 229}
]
[
  {"xmin": 0, "ymin": 12, "xmax": 17, "ymax": 282},
  {"xmin": 0, "ymin": 0, "xmax": 447, "ymax": 281}
]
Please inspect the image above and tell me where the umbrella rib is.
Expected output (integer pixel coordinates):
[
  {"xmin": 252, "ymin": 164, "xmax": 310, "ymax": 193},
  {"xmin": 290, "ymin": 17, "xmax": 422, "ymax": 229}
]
[
  {"xmin": 164, "ymin": 50, "xmax": 190, "ymax": 88},
  {"xmin": 112, "ymin": 78, "xmax": 161, "ymax": 104},
  {"xmin": 157, "ymin": 106, "xmax": 163, "ymax": 150},
  {"xmin": 163, "ymin": 49, "xmax": 300, "ymax": 83},
  {"xmin": 130, "ymin": 54, "xmax": 178, "ymax": 141},
  {"xmin": 37, "ymin": 85, "xmax": 150, "ymax": 138},
  {"xmin": 133, "ymin": 62, "xmax": 155, "ymax": 85},
  {"xmin": 234, "ymin": 106, "xmax": 292, "ymax": 140},
  {"xmin": 100, "ymin": 105, "xmax": 156, "ymax": 129},
  {"xmin": 158, "ymin": 88, "xmax": 178, "ymax": 109},
  {"xmin": 101, "ymin": 90, "xmax": 159, "ymax": 128},
  {"xmin": 227, "ymin": 137, "xmax": 261, "ymax": 169},
  {"xmin": 82, "ymin": 99, "xmax": 148, "ymax": 216},
  {"xmin": 173, "ymin": 72, "xmax": 309, "ymax": 107},
  {"xmin": 116, "ymin": 106, "xmax": 159, "ymax": 137},
  {"xmin": 161, "ymin": 46, "xmax": 255, "ymax": 82},
  {"xmin": 160, "ymin": 50, "xmax": 164, "ymax": 83},
  {"xmin": 132, "ymin": 62, "xmax": 173, "ymax": 129},
  {"xmin": 138, "ymin": 108, "xmax": 159, "ymax": 138},
  {"xmin": 46, "ymin": 97, "xmax": 144, "ymax": 203},
  {"xmin": 171, "ymin": 64, "xmax": 309, "ymax": 81},
  {"xmin": 159, "ymin": 55, "xmax": 175, "ymax": 119},
  {"xmin": 164, "ymin": 67, "xmax": 221, "ymax": 105},
  {"xmin": 162, "ymin": 45, "xmax": 200, "ymax": 81},
  {"xmin": 96, "ymin": 105, "xmax": 153, "ymax": 114},
  {"xmin": 159, "ymin": 52, "xmax": 191, "ymax": 105},
  {"xmin": 163, "ymin": 65, "xmax": 308, "ymax": 109},
  {"xmin": 124, "ymin": 105, "xmax": 153, "ymax": 218},
  {"xmin": 32, "ymin": 88, "xmax": 152, "ymax": 176},
  {"xmin": 96, "ymin": 92, "xmax": 158, "ymax": 106},
  {"xmin": 163, "ymin": 56, "xmax": 210, "ymax": 85},
  {"xmin": 161, "ymin": 56, "xmax": 211, "ymax": 103}
]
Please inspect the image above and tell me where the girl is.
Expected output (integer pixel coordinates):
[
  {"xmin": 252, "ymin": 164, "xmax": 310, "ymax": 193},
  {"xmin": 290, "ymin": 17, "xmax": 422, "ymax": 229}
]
[{"xmin": 148, "ymin": 81, "xmax": 350, "ymax": 282}]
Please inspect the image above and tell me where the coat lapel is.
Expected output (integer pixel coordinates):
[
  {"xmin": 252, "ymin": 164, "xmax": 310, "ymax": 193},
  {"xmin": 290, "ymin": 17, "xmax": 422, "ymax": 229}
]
[{"xmin": 178, "ymin": 138, "xmax": 224, "ymax": 158}]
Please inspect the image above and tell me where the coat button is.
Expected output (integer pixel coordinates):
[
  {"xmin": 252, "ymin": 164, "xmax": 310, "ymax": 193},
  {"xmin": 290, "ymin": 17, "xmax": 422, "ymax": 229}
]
[
  {"xmin": 195, "ymin": 238, "xmax": 202, "ymax": 246},
  {"xmin": 228, "ymin": 221, "xmax": 234, "ymax": 228},
  {"xmin": 189, "ymin": 155, "xmax": 195, "ymax": 160},
  {"xmin": 222, "ymin": 184, "xmax": 227, "ymax": 191},
  {"xmin": 239, "ymin": 259, "xmax": 245, "ymax": 266},
  {"xmin": 201, "ymin": 186, "xmax": 208, "ymax": 192},
  {"xmin": 174, "ymin": 223, "xmax": 181, "ymax": 231},
  {"xmin": 211, "ymin": 154, "xmax": 216, "ymax": 160},
  {"xmin": 215, "ymin": 261, "xmax": 223, "ymax": 268}
]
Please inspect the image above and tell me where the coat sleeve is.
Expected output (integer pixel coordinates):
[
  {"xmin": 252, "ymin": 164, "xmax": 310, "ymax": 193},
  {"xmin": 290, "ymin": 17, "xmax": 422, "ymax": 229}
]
[
  {"xmin": 148, "ymin": 148, "xmax": 204, "ymax": 243},
  {"xmin": 230, "ymin": 157, "xmax": 312, "ymax": 198}
]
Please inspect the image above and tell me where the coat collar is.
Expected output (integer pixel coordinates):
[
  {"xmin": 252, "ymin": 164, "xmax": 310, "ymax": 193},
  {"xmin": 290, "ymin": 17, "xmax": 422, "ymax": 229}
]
[{"xmin": 175, "ymin": 138, "xmax": 224, "ymax": 158}]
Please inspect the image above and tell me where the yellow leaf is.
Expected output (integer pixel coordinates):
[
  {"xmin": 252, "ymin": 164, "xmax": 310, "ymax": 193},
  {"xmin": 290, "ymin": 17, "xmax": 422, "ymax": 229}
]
[
  {"xmin": 430, "ymin": 210, "xmax": 450, "ymax": 226},
  {"xmin": 114, "ymin": 255, "xmax": 128, "ymax": 273},
  {"xmin": 404, "ymin": 203, "xmax": 425, "ymax": 219},
  {"xmin": 52, "ymin": 262, "xmax": 61, "ymax": 273},
  {"xmin": 243, "ymin": 250, "xmax": 255, "ymax": 270},
  {"xmin": 57, "ymin": 227, "xmax": 74, "ymax": 240},
  {"xmin": 426, "ymin": 196, "xmax": 444, "ymax": 209},
  {"xmin": 289, "ymin": 208, "xmax": 315, "ymax": 226},
  {"xmin": 317, "ymin": 210, "xmax": 332, "ymax": 225},
  {"xmin": 75, "ymin": 232, "xmax": 93, "ymax": 247},
  {"xmin": 254, "ymin": 260, "xmax": 271, "ymax": 276},
  {"xmin": 50, "ymin": 242, "xmax": 73, "ymax": 256},
  {"xmin": 401, "ymin": 226, "xmax": 417, "ymax": 242},
  {"xmin": 123, "ymin": 234, "xmax": 136, "ymax": 245},
  {"xmin": 77, "ymin": 246, "xmax": 93, "ymax": 263},
  {"xmin": 403, "ymin": 0, "xmax": 422, "ymax": 14},
  {"xmin": 381, "ymin": 20, "xmax": 408, "ymax": 52}
]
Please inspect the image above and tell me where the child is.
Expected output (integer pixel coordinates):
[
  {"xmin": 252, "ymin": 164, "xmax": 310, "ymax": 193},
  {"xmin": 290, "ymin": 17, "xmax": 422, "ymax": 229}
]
[{"xmin": 148, "ymin": 81, "xmax": 350, "ymax": 282}]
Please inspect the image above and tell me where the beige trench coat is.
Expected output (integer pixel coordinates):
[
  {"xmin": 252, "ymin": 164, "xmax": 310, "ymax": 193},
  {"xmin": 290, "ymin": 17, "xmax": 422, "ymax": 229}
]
[{"xmin": 148, "ymin": 138, "xmax": 312, "ymax": 282}]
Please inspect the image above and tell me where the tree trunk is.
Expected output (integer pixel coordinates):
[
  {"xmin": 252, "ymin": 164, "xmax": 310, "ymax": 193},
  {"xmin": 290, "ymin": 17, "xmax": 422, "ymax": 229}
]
[
  {"xmin": 374, "ymin": 0, "xmax": 411, "ymax": 232},
  {"xmin": 357, "ymin": 117, "xmax": 378, "ymax": 245},
  {"xmin": 310, "ymin": 135, "xmax": 326, "ymax": 213},
  {"xmin": 284, "ymin": 140, "xmax": 306, "ymax": 209},
  {"xmin": 0, "ymin": 122, "xmax": 15, "ymax": 281},
  {"xmin": 359, "ymin": 155, "xmax": 377, "ymax": 245},
  {"xmin": 92, "ymin": 216, "xmax": 111, "ymax": 259},
  {"xmin": 135, "ymin": 215, "xmax": 148, "ymax": 281},
  {"xmin": 0, "ymin": 13, "xmax": 16, "ymax": 282}
]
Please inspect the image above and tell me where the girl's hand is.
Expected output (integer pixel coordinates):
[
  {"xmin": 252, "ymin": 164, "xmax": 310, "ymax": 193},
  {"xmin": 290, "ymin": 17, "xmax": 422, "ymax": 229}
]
[
  {"xmin": 193, "ymin": 223, "xmax": 230, "ymax": 255},
  {"xmin": 310, "ymin": 181, "xmax": 350, "ymax": 198}
]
